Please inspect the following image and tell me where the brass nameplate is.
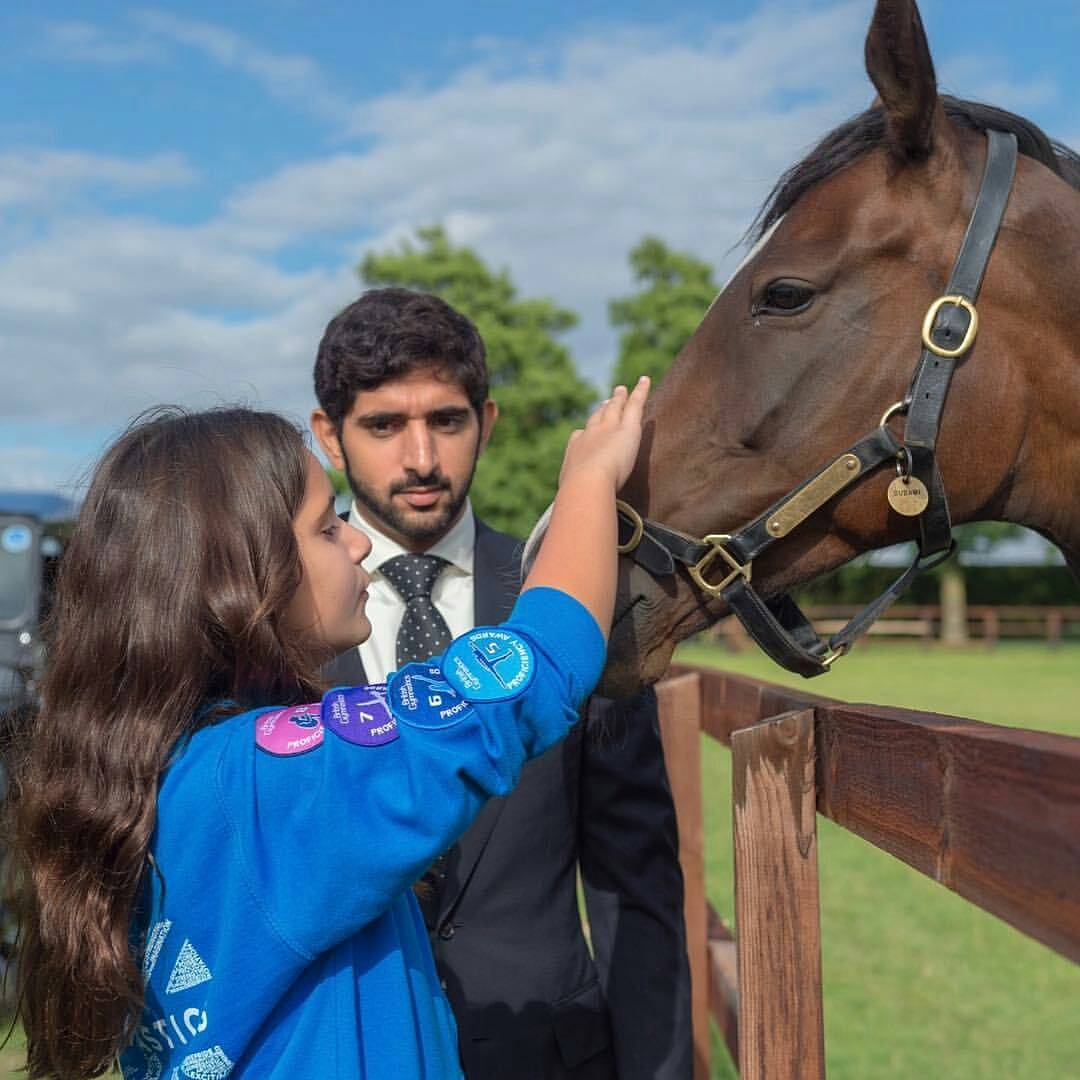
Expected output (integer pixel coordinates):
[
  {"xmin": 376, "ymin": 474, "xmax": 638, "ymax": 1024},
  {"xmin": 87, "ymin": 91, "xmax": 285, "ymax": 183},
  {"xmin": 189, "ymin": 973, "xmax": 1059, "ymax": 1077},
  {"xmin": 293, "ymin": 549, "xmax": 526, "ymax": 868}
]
[{"xmin": 766, "ymin": 454, "xmax": 861, "ymax": 538}]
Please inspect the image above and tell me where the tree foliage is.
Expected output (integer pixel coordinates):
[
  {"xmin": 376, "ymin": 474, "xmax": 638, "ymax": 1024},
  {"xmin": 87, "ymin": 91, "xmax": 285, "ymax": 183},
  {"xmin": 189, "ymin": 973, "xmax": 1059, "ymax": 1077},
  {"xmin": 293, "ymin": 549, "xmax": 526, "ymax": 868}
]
[
  {"xmin": 609, "ymin": 236, "xmax": 719, "ymax": 386},
  {"xmin": 359, "ymin": 226, "xmax": 595, "ymax": 538}
]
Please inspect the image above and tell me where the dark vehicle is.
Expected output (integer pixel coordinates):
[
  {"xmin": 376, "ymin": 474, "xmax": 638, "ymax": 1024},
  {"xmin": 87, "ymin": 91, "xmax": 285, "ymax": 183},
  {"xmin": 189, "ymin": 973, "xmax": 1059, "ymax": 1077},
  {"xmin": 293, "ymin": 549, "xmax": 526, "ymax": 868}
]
[
  {"xmin": 0, "ymin": 492, "xmax": 75, "ymax": 723},
  {"xmin": 0, "ymin": 493, "xmax": 73, "ymax": 1005}
]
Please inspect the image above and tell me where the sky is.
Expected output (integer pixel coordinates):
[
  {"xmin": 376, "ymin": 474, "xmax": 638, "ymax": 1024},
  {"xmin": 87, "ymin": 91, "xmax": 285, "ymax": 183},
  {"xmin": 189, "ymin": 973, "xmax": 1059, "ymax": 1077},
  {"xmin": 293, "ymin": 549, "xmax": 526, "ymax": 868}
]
[{"xmin": 1, "ymin": 0, "xmax": 1077, "ymax": 495}]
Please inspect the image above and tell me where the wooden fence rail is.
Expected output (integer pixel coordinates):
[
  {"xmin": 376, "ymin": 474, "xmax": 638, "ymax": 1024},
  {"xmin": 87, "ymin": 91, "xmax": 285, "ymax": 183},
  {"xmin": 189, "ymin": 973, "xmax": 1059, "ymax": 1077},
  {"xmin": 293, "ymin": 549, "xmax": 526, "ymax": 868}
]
[{"xmin": 655, "ymin": 664, "xmax": 1080, "ymax": 1079}]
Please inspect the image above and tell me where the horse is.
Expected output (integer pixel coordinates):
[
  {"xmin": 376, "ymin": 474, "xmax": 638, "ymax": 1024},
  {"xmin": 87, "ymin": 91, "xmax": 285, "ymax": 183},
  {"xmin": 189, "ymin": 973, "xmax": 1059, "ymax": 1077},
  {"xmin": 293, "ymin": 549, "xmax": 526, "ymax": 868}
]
[{"xmin": 529, "ymin": 0, "xmax": 1080, "ymax": 697}]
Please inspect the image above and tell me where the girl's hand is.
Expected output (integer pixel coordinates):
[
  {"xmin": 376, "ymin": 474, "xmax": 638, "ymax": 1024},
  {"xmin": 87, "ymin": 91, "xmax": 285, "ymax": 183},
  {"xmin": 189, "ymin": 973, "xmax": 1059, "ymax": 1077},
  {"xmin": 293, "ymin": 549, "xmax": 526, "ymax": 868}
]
[
  {"xmin": 525, "ymin": 376, "xmax": 650, "ymax": 637},
  {"xmin": 560, "ymin": 376, "xmax": 650, "ymax": 490}
]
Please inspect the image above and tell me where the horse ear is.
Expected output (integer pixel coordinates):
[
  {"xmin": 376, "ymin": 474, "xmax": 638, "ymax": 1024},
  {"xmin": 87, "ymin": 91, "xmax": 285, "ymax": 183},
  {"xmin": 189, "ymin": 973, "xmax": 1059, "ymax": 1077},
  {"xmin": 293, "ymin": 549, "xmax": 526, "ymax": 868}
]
[{"xmin": 864, "ymin": 0, "xmax": 940, "ymax": 159}]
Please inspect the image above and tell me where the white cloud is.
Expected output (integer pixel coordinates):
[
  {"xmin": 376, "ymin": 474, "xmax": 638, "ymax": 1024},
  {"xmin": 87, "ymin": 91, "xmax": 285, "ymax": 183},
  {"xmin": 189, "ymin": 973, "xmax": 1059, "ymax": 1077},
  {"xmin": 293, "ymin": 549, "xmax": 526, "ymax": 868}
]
[
  {"xmin": 0, "ymin": 443, "xmax": 84, "ymax": 492},
  {"xmin": 44, "ymin": 9, "xmax": 352, "ymax": 125},
  {"xmin": 42, "ymin": 19, "xmax": 165, "ymax": 65},
  {"xmin": 221, "ymin": 1, "xmax": 872, "ymax": 376},
  {"xmin": 0, "ymin": 150, "xmax": 195, "ymax": 212},
  {"xmin": 131, "ymin": 9, "xmax": 351, "ymax": 123},
  {"xmin": 0, "ymin": 214, "xmax": 354, "ymax": 430},
  {"xmin": 938, "ymin": 54, "xmax": 1060, "ymax": 113}
]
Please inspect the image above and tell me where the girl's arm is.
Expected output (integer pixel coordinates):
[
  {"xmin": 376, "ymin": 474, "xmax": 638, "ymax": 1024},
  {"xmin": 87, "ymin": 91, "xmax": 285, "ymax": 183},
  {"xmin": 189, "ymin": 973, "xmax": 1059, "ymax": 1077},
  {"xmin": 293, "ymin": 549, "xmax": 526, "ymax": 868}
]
[{"xmin": 522, "ymin": 376, "xmax": 649, "ymax": 640}]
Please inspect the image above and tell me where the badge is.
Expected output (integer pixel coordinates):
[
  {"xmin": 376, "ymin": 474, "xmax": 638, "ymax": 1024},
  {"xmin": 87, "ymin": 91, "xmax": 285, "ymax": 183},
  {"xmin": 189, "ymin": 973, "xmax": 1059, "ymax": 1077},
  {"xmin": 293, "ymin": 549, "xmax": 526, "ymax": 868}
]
[
  {"xmin": 887, "ymin": 475, "xmax": 929, "ymax": 516},
  {"xmin": 255, "ymin": 703, "xmax": 324, "ymax": 756},
  {"xmin": 442, "ymin": 628, "xmax": 535, "ymax": 703},
  {"xmin": 388, "ymin": 663, "xmax": 474, "ymax": 729},
  {"xmin": 1, "ymin": 525, "xmax": 31, "ymax": 554},
  {"xmin": 321, "ymin": 684, "xmax": 399, "ymax": 747}
]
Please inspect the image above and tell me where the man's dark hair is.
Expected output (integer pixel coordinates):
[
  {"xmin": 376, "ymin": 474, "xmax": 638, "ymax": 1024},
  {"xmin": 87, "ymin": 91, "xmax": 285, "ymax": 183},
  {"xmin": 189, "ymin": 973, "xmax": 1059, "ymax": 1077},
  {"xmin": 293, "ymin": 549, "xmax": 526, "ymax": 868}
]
[{"xmin": 314, "ymin": 287, "xmax": 489, "ymax": 426}]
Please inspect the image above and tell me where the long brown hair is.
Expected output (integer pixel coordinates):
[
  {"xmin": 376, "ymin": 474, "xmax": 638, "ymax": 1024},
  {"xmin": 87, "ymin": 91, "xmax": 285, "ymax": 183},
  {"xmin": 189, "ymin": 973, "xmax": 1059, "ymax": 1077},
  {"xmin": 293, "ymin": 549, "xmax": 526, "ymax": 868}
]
[{"xmin": 5, "ymin": 407, "xmax": 324, "ymax": 1078}]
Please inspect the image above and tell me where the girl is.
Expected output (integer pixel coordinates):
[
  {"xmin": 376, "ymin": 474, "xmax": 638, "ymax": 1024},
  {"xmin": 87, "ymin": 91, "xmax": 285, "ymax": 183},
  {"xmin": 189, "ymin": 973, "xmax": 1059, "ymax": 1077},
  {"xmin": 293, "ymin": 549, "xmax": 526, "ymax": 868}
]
[{"xmin": 6, "ymin": 378, "xmax": 650, "ymax": 1079}]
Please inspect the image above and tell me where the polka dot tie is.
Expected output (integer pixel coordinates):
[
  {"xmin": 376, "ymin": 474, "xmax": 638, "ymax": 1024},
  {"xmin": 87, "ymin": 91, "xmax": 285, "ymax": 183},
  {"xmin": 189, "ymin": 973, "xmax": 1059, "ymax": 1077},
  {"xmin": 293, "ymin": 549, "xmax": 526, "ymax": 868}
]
[
  {"xmin": 380, "ymin": 553, "xmax": 453, "ymax": 668},
  {"xmin": 381, "ymin": 553, "xmax": 455, "ymax": 926}
]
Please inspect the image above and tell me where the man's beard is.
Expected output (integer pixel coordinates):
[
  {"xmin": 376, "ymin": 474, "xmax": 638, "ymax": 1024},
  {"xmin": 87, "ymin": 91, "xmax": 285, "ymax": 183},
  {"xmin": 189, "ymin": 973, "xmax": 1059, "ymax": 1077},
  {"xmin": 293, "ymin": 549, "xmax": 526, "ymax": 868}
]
[{"xmin": 340, "ymin": 443, "xmax": 479, "ymax": 547}]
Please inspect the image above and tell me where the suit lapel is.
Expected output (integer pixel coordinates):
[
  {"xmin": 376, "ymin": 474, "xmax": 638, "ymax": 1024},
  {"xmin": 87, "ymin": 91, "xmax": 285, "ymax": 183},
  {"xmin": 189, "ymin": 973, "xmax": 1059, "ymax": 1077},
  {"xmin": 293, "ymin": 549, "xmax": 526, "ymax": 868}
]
[
  {"xmin": 472, "ymin": 520, "xmax": 522, "ymax": 626},
  {"xmin": 438, "ymin": 520, "xmax": 523, "ymax": 924}
]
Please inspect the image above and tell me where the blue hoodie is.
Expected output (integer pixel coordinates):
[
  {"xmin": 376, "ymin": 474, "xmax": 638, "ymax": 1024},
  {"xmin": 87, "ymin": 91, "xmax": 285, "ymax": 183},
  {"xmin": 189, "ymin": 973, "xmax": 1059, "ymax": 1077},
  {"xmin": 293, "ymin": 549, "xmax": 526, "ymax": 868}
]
[{"xmin": 119, "ymin": 587, "xmax": 605, "ymax": 1080}]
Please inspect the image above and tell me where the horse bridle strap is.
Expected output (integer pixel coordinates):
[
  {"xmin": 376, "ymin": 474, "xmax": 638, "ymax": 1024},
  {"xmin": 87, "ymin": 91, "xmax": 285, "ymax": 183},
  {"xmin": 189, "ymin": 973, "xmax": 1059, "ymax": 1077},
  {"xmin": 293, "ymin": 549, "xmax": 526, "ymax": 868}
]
[{"xmin": 616, "ymin": 129, "xmax": 1018, "ymax": 678}]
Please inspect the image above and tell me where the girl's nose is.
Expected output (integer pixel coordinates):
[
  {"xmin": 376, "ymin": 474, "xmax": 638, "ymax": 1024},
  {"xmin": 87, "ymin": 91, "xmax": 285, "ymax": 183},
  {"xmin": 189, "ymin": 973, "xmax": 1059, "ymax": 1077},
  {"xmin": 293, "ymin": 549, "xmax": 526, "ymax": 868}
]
[{"xmin": 345, "ymin": 522, "xmax": 371, "ymax": 564}]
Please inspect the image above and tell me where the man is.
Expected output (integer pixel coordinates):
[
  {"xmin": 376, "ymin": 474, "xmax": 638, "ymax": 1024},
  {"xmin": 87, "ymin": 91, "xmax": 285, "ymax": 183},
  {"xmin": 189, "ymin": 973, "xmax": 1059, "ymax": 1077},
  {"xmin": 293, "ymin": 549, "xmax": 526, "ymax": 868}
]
[{"xmin": 312, "ymin": 287, "xmax": 691, "ymax": 1080}]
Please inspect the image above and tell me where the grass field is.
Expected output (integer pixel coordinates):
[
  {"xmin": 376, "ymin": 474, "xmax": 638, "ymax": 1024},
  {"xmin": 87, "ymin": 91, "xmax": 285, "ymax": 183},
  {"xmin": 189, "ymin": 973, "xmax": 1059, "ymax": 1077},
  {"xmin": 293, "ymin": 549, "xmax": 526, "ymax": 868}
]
[{"xmin": 677, "ymin": 639, "xmax": 1080, "ymax": 1079}]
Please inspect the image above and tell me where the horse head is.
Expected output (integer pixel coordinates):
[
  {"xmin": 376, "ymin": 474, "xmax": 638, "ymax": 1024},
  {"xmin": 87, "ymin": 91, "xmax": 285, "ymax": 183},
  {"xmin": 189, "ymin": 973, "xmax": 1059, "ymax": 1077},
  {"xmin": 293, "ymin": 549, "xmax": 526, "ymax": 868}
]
[{"xmin": 585, "ymin": 0, "xmax": 1080, "ymax": 696}]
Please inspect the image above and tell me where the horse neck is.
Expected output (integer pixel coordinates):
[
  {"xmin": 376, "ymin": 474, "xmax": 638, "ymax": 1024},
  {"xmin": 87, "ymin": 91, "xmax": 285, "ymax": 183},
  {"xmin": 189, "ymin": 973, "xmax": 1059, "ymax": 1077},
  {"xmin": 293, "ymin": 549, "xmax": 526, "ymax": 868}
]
[{"xmin": 997, "ymin": 162, "xmax": 1080, "ymax": 562}]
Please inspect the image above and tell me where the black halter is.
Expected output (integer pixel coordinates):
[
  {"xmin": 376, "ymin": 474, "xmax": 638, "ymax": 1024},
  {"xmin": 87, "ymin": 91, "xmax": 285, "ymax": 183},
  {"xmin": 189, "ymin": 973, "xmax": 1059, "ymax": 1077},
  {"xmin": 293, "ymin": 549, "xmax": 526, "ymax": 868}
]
[{"xmin": 617, "ymin": 129, "xmax": 1018, "ymax": 678}]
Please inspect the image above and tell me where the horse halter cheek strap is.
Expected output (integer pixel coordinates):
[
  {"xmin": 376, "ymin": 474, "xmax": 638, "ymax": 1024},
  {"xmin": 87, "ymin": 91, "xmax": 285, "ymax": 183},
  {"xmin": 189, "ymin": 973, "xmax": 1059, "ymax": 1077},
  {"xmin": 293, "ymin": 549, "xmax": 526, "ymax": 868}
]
[{"xmin": 617, "ymin": 129, "xmax": 1019, "ymax": 679}]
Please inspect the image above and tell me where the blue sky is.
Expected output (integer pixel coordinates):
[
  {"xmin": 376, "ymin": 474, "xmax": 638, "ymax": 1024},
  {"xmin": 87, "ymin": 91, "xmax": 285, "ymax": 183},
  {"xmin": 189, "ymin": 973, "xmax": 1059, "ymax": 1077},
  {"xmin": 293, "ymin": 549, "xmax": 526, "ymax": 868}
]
[{"xmin": 1, "ymin": 1, "xmax": 1077, "ymax": 494}]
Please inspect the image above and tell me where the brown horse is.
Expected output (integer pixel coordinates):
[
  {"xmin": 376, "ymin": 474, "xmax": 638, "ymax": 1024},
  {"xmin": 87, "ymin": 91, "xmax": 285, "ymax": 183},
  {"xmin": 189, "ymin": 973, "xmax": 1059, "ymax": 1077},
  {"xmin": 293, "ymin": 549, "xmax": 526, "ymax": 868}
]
[{"xmin": 586, "ymin": 0, "xmax": 1080, "ymax": 696}]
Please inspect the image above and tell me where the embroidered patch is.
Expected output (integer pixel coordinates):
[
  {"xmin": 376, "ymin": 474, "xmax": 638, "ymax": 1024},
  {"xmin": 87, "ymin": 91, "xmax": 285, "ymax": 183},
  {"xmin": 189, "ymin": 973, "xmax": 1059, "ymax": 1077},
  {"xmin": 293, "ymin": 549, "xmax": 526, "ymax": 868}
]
[
  {"xmin": 388, "ymin": 663, "xmax": 475, "ymax": 729},
  {"xmin": 442, "ymin": 628, "xmax": 535, "ymax": 703},
  {"xmin": 321, "ymin": 684, "xmax": 399, "ymax": 747},
  {"xmin": 254, "ymin": 703, "xmax": 324, "ymax": 757}
]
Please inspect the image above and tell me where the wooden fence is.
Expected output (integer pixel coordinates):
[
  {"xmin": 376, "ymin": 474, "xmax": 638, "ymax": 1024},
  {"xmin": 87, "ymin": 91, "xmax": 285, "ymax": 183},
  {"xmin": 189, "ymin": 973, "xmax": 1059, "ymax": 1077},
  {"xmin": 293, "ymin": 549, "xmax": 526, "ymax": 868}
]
[
  {"xmin": 654, "ymin": 664, "xmax": 1080, "ymax": 1079},
  {"xmin": 713, "ymin": 605, "xmax": 1080, "ymax": 648}
]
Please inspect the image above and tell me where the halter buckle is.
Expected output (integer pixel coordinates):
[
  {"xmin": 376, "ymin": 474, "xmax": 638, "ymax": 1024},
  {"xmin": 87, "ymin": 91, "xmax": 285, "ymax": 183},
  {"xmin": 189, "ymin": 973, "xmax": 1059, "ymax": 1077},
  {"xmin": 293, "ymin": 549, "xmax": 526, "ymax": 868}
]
[
  {"xmin": 822, "ymin": 643, "xmax": 848, "ymax": 668},
  {"xmin": 921, "ymin": 295, "xmax": 979, "ymax": 358},
  {"xmin": 615, "ymin": 499, "xmax": 645, "ymax": 554},
  {"xmin": 688, "ymin": 534, "xmax": 751, "ymax": 598}
]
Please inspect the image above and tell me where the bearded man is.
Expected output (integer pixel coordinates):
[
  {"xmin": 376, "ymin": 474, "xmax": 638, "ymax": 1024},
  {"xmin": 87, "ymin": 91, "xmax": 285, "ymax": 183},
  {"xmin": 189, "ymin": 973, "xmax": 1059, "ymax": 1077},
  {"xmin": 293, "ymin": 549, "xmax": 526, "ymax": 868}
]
[{"xmin": 311, "ymin": 288, "xmax": 691, "ymax": 1080}]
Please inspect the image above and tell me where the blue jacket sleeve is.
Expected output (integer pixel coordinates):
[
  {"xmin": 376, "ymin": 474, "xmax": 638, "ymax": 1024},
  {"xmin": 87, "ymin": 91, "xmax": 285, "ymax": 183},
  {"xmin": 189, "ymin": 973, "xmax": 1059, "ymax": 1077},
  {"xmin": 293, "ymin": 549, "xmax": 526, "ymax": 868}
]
[{"xmin": 216, "ymin": 587, "xmax": 605, "ymax": 958}]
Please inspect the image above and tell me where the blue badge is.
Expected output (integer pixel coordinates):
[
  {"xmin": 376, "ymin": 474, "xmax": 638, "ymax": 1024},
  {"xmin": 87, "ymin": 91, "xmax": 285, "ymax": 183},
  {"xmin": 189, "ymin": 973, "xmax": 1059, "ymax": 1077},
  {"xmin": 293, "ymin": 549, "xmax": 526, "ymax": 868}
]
[
  {"xmin": 388, "ymin": 663, "xmax": 474, "ymax": 730},
  {"xmin": 442, "ymin": 627, "xmax": 535, "ymax": 703},
  {"xmin": 1, "ymin": 525, "xmax": 31, "ymax": 554},
  {"xmin": 321, "ymin": 684, "xmax": 399, "ymax": 747}
]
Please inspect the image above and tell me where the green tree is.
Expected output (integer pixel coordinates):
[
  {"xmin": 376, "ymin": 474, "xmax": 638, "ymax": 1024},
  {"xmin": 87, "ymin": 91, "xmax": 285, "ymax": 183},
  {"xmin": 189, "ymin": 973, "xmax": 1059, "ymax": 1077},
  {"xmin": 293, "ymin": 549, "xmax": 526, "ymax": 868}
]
[
  {"xmin": 609, "ymin": 236, "xmax": 719, "ymax": 386},
  {"xmin": 359, "ymin": 226, "xmax": 595, "ymax": 538}
]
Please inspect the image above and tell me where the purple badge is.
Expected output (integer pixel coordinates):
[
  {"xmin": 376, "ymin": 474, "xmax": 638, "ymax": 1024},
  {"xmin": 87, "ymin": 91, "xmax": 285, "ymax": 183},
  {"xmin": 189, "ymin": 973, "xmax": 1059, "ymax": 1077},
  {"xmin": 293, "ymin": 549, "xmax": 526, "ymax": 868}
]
[
  {"xmin": 321, "ymin": 684, "xmax": 399, "ymax": 747},
  {"xmin": 255, "ymin": 704, "xmax": 325, "ymax": 757}
]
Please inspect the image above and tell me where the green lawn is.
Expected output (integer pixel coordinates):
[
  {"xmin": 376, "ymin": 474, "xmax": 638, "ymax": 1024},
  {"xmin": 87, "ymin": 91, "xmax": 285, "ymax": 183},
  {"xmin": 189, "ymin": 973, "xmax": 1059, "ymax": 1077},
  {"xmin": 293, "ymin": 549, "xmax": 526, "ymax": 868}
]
[
  {"xmin": 679, "ymin": 640, "xmax": 1080, "ymax": 1079},
  {"xmin": 0, "ymin": 1026, "xmax": 23, "ymax": 1077}
]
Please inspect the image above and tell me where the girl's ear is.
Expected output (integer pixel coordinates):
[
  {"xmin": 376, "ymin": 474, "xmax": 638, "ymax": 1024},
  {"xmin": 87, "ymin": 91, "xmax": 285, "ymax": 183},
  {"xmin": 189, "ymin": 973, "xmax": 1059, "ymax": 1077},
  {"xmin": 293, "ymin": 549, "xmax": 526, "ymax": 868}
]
[
  {"xmin": 311, "ymin": 410, "xmax": 346, "ymax": 470},
  {"xmin": 864, "ymin": 0, "xmax": 942, "ymax": 160}
]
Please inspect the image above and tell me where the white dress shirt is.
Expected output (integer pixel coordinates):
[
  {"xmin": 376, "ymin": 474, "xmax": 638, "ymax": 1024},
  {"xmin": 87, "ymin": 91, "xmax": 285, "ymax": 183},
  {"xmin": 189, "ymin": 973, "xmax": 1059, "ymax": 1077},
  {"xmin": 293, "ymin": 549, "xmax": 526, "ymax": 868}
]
[{"xmin": 349, "ymin": 499, "xmax": 477, "ymax": 683}]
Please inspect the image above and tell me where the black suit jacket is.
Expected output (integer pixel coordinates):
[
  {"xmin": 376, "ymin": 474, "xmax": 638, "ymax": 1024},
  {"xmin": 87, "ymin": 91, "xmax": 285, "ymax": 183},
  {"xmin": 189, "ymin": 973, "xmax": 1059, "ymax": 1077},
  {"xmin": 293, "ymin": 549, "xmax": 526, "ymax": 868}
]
[{"xmin": 325, "ymin": 519, "xmax": 692, "ymax": 1079}]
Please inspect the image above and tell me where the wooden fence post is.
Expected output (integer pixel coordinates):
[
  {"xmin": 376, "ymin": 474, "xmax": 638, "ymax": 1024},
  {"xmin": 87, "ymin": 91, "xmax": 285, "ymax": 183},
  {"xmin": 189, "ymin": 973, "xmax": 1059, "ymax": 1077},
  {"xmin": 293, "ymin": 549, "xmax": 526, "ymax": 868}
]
[
  {"xmin": 656, "ymin": 673, "xmax": 709, "ymax": 1080},
  {"xmin": 732, "ymin": 709, "xmax": 826, "ymax": 1080}
]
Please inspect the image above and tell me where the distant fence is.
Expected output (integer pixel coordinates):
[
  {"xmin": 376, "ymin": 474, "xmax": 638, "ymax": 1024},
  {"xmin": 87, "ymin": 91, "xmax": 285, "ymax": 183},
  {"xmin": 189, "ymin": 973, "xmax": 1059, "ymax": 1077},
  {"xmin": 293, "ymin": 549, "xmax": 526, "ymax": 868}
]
[
  {"xmin": 654, "ymin": 664, "xmax": 1080, "ymax": 1079},
  {"xmin": 712, "ymin": 605, "xmax": 1080, "ymax": 649}
]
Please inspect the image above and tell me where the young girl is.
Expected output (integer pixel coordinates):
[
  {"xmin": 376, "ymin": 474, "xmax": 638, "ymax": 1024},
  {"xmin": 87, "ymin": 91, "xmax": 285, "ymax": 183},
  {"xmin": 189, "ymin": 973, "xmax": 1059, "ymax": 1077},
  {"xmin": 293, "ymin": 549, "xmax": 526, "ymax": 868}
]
[{"xmin": 6, "ymin": 378, "xmax": 650, "ymax": 1080}]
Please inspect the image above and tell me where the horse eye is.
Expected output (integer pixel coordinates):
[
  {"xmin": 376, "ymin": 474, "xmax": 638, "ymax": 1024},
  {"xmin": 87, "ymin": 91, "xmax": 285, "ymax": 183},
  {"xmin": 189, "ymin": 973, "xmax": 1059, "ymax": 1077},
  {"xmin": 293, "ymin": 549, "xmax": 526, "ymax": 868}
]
[{"xmin": 754, "ymin": 279, "xmax": 816, "ymax": 316}]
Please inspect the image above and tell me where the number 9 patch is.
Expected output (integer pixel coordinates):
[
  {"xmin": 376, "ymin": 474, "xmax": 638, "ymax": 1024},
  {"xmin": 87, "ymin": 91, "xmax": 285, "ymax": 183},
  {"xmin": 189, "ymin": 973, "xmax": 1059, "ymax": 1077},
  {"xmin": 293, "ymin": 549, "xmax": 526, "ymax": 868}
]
[
  {"xmin": 442, "ymin": 628, "xmax": 535, "ymax": 703},
  {"xmin": 388, "ymin": 663, "xmax": 475, "ymax": 730}
]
